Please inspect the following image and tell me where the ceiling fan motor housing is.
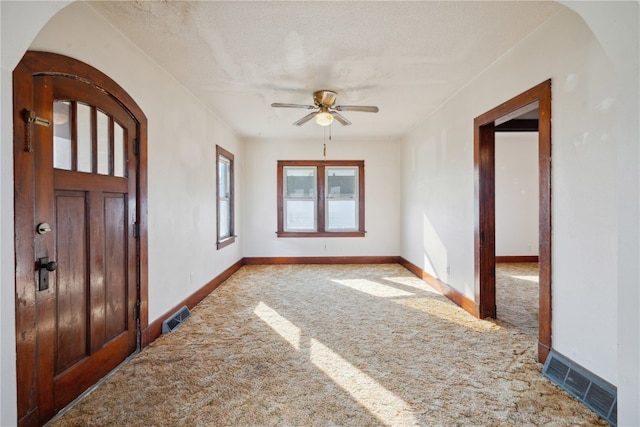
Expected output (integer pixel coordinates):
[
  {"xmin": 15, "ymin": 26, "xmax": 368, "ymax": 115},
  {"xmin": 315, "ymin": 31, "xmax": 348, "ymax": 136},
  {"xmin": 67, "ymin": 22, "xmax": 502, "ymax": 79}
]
[{"xmin": 313, "ymin": 90, "xmax": 337, "ymax": 107}]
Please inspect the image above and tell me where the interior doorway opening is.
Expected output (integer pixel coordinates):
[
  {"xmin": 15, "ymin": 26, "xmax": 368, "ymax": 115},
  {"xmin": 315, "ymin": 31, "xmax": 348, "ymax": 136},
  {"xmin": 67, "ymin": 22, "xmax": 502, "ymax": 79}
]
[
  {"xmin": 494, "ymin": 115, "xmax": 540, "ymax": 338},
  {"xmin": 474, "ymin": 80, "xmax": 552, "ymax": 363}
]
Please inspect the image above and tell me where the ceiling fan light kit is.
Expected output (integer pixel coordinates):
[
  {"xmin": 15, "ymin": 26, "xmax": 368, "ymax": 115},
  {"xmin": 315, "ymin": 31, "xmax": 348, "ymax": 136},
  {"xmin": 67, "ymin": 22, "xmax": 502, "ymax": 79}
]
[
  {"xmin": 315, "ymin": 109, "xmax": 334, "ymax": 126},
  {"xmin": 271, "ymin": 90, "xmax": 379, "ymax": 127}
]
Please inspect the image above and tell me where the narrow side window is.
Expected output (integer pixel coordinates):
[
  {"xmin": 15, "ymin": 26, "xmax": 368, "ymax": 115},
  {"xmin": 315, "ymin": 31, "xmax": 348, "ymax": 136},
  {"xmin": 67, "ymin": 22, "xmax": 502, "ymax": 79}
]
[{"xmin": 216, "ymin": 145, "xmax": 235, "ymax": 249}]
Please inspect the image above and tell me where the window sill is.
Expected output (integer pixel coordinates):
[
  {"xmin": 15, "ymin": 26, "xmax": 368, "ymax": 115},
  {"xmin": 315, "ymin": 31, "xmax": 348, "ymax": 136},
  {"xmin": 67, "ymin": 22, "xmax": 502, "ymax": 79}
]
[
  {"xmin": 276, "ymin": 231, "xmax": 365, "ymax": 238},
  {"xmin": 217, "ymin": 236, "xmax": 236, "ymax": 249}
]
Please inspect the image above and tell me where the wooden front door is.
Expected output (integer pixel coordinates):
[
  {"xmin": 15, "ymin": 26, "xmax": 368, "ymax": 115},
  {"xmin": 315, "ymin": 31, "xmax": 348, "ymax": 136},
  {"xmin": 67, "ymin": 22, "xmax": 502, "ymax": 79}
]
[{"xmin": 14, "ymin": 52, "xmax": 147, "ymax": 427}]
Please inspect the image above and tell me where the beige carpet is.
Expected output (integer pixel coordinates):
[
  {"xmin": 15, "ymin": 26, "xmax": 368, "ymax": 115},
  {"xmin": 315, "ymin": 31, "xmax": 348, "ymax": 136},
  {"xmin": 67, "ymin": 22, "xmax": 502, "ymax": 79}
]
[
  {"xmin": 496, "ymin": 262, "xmax": 540, "ymax": 339},
  {"xmin": 50, "ymin": 263, "xmax": 606, "ymax": 426}
]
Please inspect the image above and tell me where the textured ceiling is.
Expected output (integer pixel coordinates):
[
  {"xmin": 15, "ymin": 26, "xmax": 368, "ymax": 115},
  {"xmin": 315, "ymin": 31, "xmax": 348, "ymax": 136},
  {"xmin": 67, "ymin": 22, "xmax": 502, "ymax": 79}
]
[{"xmin": 89, "ymin": 1, "xmax": 562, "ymax": 141}]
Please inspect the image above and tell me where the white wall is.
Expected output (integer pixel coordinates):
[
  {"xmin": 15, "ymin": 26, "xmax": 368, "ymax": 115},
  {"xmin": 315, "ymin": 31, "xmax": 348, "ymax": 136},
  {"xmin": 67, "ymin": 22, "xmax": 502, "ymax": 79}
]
[
  {"xmin": 495, "ymin": 132, "xmax": 538, "ymax": 257},
  {"xmin": 1, "ymin": 2, "xmax": 243, "ymax": 423},
  {"xmin": 243, "ymin": 137, "xmax": 400, "ymax": 257},
  {"xmin": 564, "ymin": 3, "xmax": 640, "ymax": 424},
  {"xmin": 1, "ymin": 2, "xmax": 74, "ymax": 424},
  {"xmin": 401, "ymin": 7, "xmax": 619, "ymax": 387}
]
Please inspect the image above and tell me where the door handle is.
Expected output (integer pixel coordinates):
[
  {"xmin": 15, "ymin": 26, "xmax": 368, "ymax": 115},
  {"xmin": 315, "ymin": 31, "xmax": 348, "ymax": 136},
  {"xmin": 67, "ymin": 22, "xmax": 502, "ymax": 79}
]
[{"xmin": 38, "ymin": 257, "xmax": 57, "ymax": 291}]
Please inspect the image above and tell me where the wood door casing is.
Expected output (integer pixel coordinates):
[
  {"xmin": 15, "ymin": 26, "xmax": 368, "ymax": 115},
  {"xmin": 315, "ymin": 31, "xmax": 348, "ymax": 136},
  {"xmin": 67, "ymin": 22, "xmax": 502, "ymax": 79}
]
[
  {"xmin": 14, "ymin": 52, "xmax": 148, "ymax": 427},
  {"xmin": 474, "ymin": 80, "xmax": 552, "ymax": 364}
]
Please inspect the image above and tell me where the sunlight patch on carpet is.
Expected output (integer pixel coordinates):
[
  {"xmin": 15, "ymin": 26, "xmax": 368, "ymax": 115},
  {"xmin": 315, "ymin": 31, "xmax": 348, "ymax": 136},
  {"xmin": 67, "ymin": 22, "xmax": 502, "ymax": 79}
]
[
  {"xmin": 310, "ymin": 338, "xmax": 418, "ymax": 427},
  {"xmin": 254, "ymin": 301, "xmax": 301, "ymax": 350},
  {"xmin": 393, "ymin": 298, "xmax": 499, "ymax": 332},
  {"xmin": 254, "ymin": 300, "xmax": 418, "ymax": 426},
  {"xmin": 512, "ymin": 275, "xmax": 539, "ymax": 283},
  {"xmin": 332, "ymin": 278, "xmax": 415, "ymax": 298},
  {"xmin": 383, "ymin": 276, "xmax": 441, "ymax": 294}
]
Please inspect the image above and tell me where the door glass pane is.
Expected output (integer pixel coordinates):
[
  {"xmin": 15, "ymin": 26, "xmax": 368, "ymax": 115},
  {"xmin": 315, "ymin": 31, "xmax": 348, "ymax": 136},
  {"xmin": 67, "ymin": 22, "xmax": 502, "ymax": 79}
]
[
  {"xmin": 327, "ymin": 200, "xmax": 357, "ymax": 230},
  {"xmin": 326, "ymin": 167, "xmax": 356, "ymax": 198},
  {"xmin": 53, "ymin": 101, "xmax": 72, "ymax": 170},
  {"xmin": 97, "ymin": 110, "xmax": 110, "ymax": 175},
  {"xmin": 285, "ymin": 167, "xmax": 316, "ymax": 198},
  {"xmin": 285, "ymin": 200, "xmax": 316, "ymax": 231},
  {"xmin": 114, "ymin": 122, "xmax": 125, "ymax": 177},
  {"xmin": 77, "ymin": 103, "xmax": 92, "ymax": 173}
]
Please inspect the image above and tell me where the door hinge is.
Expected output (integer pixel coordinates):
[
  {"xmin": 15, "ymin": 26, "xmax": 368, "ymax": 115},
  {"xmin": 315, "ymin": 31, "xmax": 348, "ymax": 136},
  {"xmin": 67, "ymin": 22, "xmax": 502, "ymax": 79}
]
[
  {"xmin": 24, "ymin": 109, "xmax": 51, "ymax": 127},
  {"xmin": 133, "ymin": 139, "xmax": 140, "ymax": 156},
  {"xmin": 133, "ymin": 222, "xmax": 140, "ymax": 239},
  {"xmin": 23, "ymin": 109, "xmax": 51, "ymax": 152}
]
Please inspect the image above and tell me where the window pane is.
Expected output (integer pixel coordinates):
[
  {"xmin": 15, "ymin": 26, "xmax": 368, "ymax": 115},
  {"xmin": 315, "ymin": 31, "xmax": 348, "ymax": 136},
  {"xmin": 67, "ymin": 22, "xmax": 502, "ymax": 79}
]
[
  {"xmin": 219, "ymin": 199, "xmax": 230, "ymax": 238},
  {"xmin": 114, "ymin": 122, "xmax": 125, "ymax": 177},
  {"xmin": 218, "ymin": 157, "xmax": 230, "ymax": 197},
  {"xmin": 285, "ymin": 167, "xmax": 315, "ymax": 198},
  {"xmin": 327, "ymin": 200, "xmax": 357, "ymax": 230},
  {"xmin": 77, "ymin": 103, "xmax": 92, "ymax": 173},
  {"xmin": 285, "ymin": 200, "xmax": 316, "ymax": 231},
  {"xmin": 327, "ymin": 167, "xmax": 356, "ymax": 198},
  {"xmin": 97, "ymin": 110, "xmax": 110, "ymax": 175},
  {"xmin": 53, "ymin": 101, "xmax": 72, "ymax": 170}
]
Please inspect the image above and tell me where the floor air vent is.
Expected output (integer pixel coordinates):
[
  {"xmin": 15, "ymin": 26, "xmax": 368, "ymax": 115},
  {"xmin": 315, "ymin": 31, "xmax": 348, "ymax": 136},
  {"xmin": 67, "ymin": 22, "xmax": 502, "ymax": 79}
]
[
  {"xmin": 162, "ymin": 305, "xmax": 191, "ymax": 333},
  {"xmin": 543, "ymin": 350, "xmax": 617, "ymax": 426}
]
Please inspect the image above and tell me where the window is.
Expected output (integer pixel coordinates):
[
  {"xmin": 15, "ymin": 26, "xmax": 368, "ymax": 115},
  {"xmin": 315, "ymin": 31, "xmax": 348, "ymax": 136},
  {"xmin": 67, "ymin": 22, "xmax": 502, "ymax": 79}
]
[
  {"xmin": 277, "ymin": 160, "xmax": 365, "ymax": 237},
  {"xmin": 216, "ymin": 145, "xmax": 235, "ymax": 249}
]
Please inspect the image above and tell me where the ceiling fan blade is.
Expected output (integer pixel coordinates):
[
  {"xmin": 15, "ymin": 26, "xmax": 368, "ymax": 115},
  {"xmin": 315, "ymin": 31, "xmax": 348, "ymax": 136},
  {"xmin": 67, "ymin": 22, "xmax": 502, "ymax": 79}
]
[
  {"xmin": 334, "ymin": 105, "xmax": 379, "ymax": 113},
  {"xmin": 331, "ymin": 111, "xmax": 351, "ymax": 126},
  {"xmin": 271, "ymin": 103, "xmax": 316, "ymax": 109},
  {"xmin": 293, "ymin": 111, "xmax": 318, "ymax": 126}
]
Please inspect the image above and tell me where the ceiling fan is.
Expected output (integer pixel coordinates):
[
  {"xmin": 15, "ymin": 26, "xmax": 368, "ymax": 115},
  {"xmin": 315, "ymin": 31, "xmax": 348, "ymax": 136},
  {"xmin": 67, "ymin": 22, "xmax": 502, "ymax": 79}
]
[{"xmin": 271, "ymin": 90, "xmax": 379, "ymax": 127}]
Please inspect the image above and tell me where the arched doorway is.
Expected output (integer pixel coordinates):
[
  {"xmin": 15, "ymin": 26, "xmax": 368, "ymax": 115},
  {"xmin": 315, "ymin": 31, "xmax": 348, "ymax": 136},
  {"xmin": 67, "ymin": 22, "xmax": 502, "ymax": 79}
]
[{"xmin": 13, "ymin": 51, "xmax": 148, "ymax": 426}]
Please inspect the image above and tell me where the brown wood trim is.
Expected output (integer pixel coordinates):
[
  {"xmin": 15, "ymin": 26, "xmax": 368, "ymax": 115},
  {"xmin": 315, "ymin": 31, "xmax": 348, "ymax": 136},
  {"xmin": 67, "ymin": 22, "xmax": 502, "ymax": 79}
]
[
  {"xmin": 23, "ymin": 52, "xmax": 147, "ymax": 121},
  {"xmin": 278, "ymin": 159, "xmax": 363, "ymax": 166},
  {"xmin": 474, "ymin": 79, "xmax": 552, "ymax": 364},
  {"xmin": 399, "ymin": 257, "xmax": 480, "ymax": 317},
  {"xmin": 358, "ymin": 163, "xmax": 365, "ymax": 232},
  {"xmin": 277, "ymin": 160, "xmax": 365, "ymax": 235},
  {"xmin": 537, "ymin": 80, "xmax": 552, "ymax": 365},
  {"xmin": 54, "ymin": 169, "xmax": 128, "ymax": 192},
  {"xmin": 475, "ymin": 120, "xmax": 496, "ymax": 319},
  {"xmin": 495, "ymin": 256, "xmax": 539, "ymax": 263},
  {"xmin": 495, "ymin": 119, "xmax": 538, "ymax": 132},
  {"xmin": 137, "ymin": 118, "xmax": 149, "ymax": 349},
  {"xmin": 141, "ymin": 259, "xmax": 244, "ymax": 346},
  {"xmin": 216, "ymin": 145, "xmax": 235, "ymax": 250},
  {"xmin": 538, "ymin": 342, "xmax": 551, "ymax": 364},
  {"xmin": 276, "ymin": 231, "xmax": 366, "ymax": 238},
  {"xmin": 14, "ymin": 60, "xmax": 38, "ymax": 427},
  {"xmin": 217, "ymin": 236, "xmax": 236, "ymax": 250},
  {"xmin": 243, "ymin": 256, "xmax": 400, "ymax": 265}
]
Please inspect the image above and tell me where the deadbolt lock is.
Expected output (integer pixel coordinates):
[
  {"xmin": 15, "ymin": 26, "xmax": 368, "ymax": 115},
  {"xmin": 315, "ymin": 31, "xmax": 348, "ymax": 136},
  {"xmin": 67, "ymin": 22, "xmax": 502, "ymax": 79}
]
[{"xmin": 37, "ymin": 222, "xmax": 52, "ymax": 235}]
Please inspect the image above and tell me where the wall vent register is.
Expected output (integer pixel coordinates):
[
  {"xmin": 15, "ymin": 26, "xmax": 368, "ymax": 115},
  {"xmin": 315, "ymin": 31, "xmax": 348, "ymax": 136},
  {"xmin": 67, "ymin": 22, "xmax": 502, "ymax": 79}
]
[
  {"xmin": 162, "ymin": 306, "xmax": 191, "ymax": 334},
  {"xmin": 542, "ymin": 350, "xmax": 617, "ymax": 426}
]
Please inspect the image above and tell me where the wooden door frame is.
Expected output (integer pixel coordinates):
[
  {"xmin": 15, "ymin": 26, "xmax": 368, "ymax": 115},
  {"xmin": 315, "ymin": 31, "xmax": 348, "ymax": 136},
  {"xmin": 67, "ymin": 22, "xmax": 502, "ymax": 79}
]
[
  {"xmin": 13, "ymin": 51, "xmax": 148, "ymax": 426},
  {"xmin": 474, "ymin": 80, "xmax": 552, "ymax": 363}
]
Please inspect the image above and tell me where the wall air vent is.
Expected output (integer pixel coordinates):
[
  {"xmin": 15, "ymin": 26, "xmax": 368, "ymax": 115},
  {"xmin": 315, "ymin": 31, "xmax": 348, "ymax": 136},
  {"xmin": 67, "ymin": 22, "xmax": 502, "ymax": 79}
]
[
  {"xmin": 162, "ymin": 305, "xmax": 191, "ymax": 333},
  {"xmin": 542, "ymin": 350, "xmax": 617, "ymax": 426}
]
